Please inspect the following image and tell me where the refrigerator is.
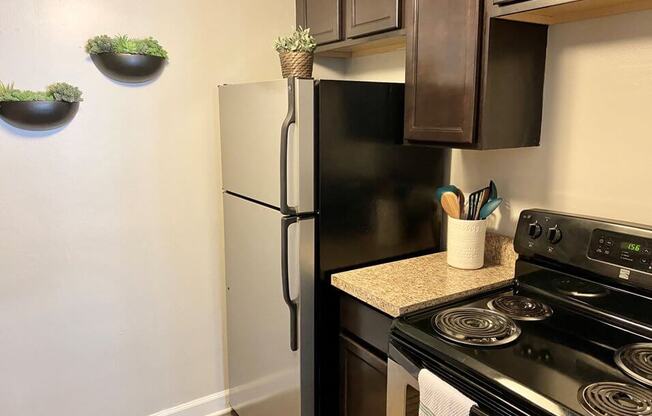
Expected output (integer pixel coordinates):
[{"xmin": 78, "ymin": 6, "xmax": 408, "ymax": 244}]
[{"xmin": 219, "ymin": 79, "xmax": 447, "ymax": 416}]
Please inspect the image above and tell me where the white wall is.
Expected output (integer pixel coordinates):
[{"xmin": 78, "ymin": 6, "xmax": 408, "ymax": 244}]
[
  {"xmin": 319, "ymin": 11, "xmax": 652, "ymax": 236},
  {"xmin": 0, "ymin": 1, "xmax": 294, "ymax": 415}
]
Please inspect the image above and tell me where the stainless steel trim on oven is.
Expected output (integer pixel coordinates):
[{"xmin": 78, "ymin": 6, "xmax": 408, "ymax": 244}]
[
  {"xmin": 387, "ymin": 358, "xmax": 420, "ymax": 416},
  {"xmin": 388, "ymin": 342, "xmax": 421, "ymax": 416},
  {"xmin": 387, "ymin": 343, "xmax": 491, "ymax": 416}
]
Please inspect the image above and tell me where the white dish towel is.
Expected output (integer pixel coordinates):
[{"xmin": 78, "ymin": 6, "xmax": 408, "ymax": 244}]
[{"xmin": 418, "ymin": 369, "xmax": 477, "ymax": 416}]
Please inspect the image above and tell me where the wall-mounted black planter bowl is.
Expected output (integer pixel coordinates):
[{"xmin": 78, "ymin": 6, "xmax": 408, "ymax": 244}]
[
  {"xmin": 0, "ymin": 101, "xmax": 80, "ymax": 131},
  {"xmin": 91, "ymin": 53, "xmax": 166, "ymax": 83}
]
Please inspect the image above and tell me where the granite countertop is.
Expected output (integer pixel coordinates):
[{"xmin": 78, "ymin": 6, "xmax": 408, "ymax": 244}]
[{"xmin": 331, "ymin": 234, "xmax": 517, "ymax": 317}]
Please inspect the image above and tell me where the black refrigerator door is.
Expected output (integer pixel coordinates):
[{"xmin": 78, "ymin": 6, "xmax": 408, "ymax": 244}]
[
  {"xmin": 314, "ymin": 80, "xmax": 449, "ymax": 416},
  {"xmin": 317, "ymin": 80, "xmax": 449, "ymax": 275}
]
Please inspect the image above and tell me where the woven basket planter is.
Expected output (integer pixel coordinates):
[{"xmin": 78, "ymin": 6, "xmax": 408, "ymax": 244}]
[{"xmin": 279, "ymin": 52, "xmax": 314, "ymax": 79}]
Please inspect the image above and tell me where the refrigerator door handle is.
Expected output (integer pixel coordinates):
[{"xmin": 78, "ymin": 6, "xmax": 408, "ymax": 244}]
[
  {"xmin": 281, "ymin": 216, "xmax": 299, "ymax": 352},
  {"xmin": 280, "ymin": 77, "xmax": 297, "ymax": 216}
]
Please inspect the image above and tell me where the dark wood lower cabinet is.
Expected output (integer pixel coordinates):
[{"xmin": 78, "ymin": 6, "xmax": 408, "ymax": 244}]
[
  {"xmin": 339, "ymin": 334, "xmax": 388, "ymax": 416},
  {"xmin": 318, "ymin": 291, "xmax": 392, "ymax": 416}
]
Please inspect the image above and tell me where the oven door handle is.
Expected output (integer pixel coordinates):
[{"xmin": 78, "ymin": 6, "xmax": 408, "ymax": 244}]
[
  {"xmin": 389, "ymin": 343, "xmax": 495, "ymax": 416},
  {"xmin": 389, "ymin": 342, "xmax": 422, "ymax": 379}
]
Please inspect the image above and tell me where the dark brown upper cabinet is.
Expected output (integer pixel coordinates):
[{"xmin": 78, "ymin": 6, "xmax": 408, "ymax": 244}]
[
  {"xmin": 297, "ymin": 0, "xmax": 342, "ymax": 45},
  {"xmin": 298, "ymin": 0, "xmax": 405, "ymax": 57},
  {"xmin": 404, "ymin": 0, "xmax": 548, "ymax": 149},
  {"xmin": 346, "ymin": 0, "xmax": 401, "ymax": 38},
  {"xmin": 304, "ymin": 0, "xmax": 549, "ymax": 149},
  {"xmin": 404, "ymin": 0, "xmax": 481, "ymax": 145}
]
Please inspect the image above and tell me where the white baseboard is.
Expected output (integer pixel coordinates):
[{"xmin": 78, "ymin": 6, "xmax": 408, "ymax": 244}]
[{"xmin": 148, "ymin": 390, "xmax": 231, "ymax": 416}]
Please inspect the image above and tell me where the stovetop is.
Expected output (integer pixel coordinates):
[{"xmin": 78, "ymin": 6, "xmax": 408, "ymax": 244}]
[{"xmin": 391, "ymin": 264, "xmax": 652, "ymax": 416}]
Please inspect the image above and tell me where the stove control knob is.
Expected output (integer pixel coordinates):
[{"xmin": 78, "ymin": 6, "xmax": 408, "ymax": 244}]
[
  {"xmin": 547, "ymin": 226, "xmax": 563, "ymax": 244},
  {"xmin": 528, "ymin": 222, "xmax": 543, "ymax": 239}
]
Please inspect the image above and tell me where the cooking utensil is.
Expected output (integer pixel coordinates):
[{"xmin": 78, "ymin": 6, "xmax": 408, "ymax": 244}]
[
  {"xmin": 458, "ymin": 192, "xmax": 465, "ymax": 220},
  {"xmin": 441, "ymin": 191, "xmax": 462, "ymax": 219},
  {"xmin": 467, "ymin": 186, "xmax": 489, "ymax": 220},
  {"xmin": 467, "ymin": 191, "xmax": 476, "ymax": 220},
  {"xmin": 489, "ymin": 180, "xmax": 498, "ymax": 200},
  {"xmin": 477, "ymin": 188, "xmax": 491, "ymax": 220},
  {"xmin": 479, "ymin": 197, "xmax": 503, "ymax": 219},
  {"xmin": 436, "ymin": 185, "xmax": 461, "ymax": 202}
]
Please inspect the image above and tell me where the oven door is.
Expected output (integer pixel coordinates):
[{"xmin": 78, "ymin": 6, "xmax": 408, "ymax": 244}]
[{"xmin": 387, "ymin": 342, "xmax": 493, "ymax": 416}]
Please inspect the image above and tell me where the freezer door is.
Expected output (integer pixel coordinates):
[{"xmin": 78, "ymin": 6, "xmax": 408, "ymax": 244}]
[
  {"xmin": 219, "ymin": 79, "xmax": 314, "ymax": 214},
  {"xmin": 224, "ymin": 193, "xmax": 314, "ymax": 416}
]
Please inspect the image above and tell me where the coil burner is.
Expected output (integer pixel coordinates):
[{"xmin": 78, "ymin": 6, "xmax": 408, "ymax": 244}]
[
  {"xmin": 433, "ymin": 307, "xmax": 521, "ymax": 347},
  {"xmin": 487, "ymin": 295, "xmax": 553, "ymax": 321},
  {"xmin": 579, "ymin": 382, "xmax": 652, "ymax": 416},
  {"xmin": 616, "ymin": 344, "xmax": 652, "ymax": 388},
  {"xmin": 552, "ymin": 277, "xmax": 609, "ymax": 298}
]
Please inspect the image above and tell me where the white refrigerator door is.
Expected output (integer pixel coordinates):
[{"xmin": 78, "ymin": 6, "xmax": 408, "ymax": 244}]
[
  {"xmin": 223, "ymin": 193, "xmax": 314, "ymax": 416},
  {"xmin": 219, "ymin": 79, "xmax": 314, "ymax": 214}
]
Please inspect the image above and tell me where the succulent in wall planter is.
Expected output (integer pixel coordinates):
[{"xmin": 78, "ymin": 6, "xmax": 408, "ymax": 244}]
[
  {"xmin": 86, "ymin": 35, "xmax": 169, "ymax": 83},
  {"xmin": 274, "ymin": 27, "xmax": 316, "ymax": 79},
  {"xmin": 0, "ymin": 82, "xmax": 83, "ymax": 131}
]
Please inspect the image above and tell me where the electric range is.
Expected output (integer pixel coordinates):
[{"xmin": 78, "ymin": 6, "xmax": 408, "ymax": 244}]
[{"xmin": 388, "ymin": 209, "xmax": 652, "ymax": 416}]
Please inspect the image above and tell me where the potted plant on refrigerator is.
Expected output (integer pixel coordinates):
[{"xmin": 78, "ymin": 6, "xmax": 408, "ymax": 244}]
[
  {"xmin": 273, "ymin": 27, "xmax": 316, "ymax": 79},
  {"xmin": 85, "ymin": 34, "xmax": 169, "ymax": 83},
  {"xmin": 0, "ymin": 81, "xmax": 83, "ymax": 131}
]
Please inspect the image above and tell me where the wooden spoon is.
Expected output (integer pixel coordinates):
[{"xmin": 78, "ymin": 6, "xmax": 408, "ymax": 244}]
[{"xmin": 441, "ymin": 191, "xmax": 461, "ymax": 219}]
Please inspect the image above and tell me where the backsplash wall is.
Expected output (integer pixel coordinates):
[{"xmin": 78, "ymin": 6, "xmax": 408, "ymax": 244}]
[{"xmin": 315, "ymin": 10, "xmax": 652, "ymax": 235}]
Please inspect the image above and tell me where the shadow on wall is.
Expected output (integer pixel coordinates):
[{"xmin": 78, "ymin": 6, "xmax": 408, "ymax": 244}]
[
  {"xmin": 452, "ymin": 10, "xmax": 652, "ymax": 236},
  {"xmin": 0, "ymin": 119, "xmax": 69, "ymax": 139}
]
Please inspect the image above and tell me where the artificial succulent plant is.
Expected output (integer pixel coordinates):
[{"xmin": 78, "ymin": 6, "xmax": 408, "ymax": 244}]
[
  {"xmin": 85, "ymin": 34, "xmax": 168, "ymax": 59},
  {"xmin": 273, "ymin": 27, "xmax": 317, "ymax": 54},
  {"xmin": 0, "ymin": 81, "xmax": 83, "ymax": 103}
]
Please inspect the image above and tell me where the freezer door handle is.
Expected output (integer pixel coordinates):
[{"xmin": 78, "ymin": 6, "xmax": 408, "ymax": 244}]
[
  {"xmin": 280, "ymin": 77, "xmax": 297, "ymax": 216},
  {"xmin": 281, "ymin": 216, "xmax": 299, "ymax": 351}
]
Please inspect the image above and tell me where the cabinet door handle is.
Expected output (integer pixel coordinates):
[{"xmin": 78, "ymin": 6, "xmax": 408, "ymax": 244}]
[
  {"xmin": 280, "ymin": 77, "xmax": 297, "ymax": 216},
  {"xmin": 281, "ymin": 216, "xmax": 298, "ymax": 351}
]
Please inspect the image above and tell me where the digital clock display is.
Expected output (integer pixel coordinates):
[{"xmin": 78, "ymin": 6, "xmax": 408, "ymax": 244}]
[{"xmin": 621, "ymin": 242, "xmax": 642, "ymax": 252}]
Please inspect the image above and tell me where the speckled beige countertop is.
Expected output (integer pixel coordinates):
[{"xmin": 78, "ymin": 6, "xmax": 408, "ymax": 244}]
[{"xmin": 331, "ymin": 234, "xmax": 517, "ymax": 317}]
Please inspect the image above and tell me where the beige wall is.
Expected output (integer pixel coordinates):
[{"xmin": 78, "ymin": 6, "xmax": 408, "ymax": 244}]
[
  {"xmin": 316, "ymin": 50, "xmax": 406, "ymax": 82},
  {"xmin": 318, "ymin": 11, "xmax": 652, "ymax": 236},
  {"xmin": 0, "ymin": 1, "xmax": 294, "ymax": 415}
]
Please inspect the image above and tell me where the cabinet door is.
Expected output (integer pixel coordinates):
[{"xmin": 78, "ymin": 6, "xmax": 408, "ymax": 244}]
[
  {"xmin": 404, "ymin": 0, "xmax": 481, "ymax": 144},
  {"xmin": 346, "ymin": 0, "xmax": 400, "ymax": 38},
  {"xmin": 340, "ymin": 334, "xmax": 388, "ymax": 416},
  {"xmin": 297, "ymin": 0, "xmax": 342, "ymax": 45}
]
